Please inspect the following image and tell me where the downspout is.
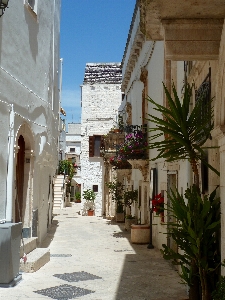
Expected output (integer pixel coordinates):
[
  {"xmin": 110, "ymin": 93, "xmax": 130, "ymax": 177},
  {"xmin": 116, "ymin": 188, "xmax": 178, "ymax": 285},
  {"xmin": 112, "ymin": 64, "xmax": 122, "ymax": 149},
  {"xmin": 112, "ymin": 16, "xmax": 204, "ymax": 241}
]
[
  {"xmin": 52, "ymin": 0, "xmax": 55, "ymax": 111},
  {"xmin": 6, "ymin": 104, "xmax": 14, "ymax": 222},
  {"xmin": 58, "ymin": 57, "xmax": 63, "ymax": 159}
]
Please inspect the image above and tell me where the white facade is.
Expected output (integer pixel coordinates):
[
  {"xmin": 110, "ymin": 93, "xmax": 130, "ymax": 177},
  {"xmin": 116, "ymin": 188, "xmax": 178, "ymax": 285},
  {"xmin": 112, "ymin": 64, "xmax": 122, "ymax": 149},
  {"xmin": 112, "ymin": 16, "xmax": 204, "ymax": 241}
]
[
  {"xmin": 66, "ymin": 123, "xmax": 82, "ymax": 195},
  {"xmin": 0, "ymin": 0, "xmax": 61, "ymax": 243},
  {"xmin": 80, "ymin": 63, "xmax": 122, "ymax": 216}
]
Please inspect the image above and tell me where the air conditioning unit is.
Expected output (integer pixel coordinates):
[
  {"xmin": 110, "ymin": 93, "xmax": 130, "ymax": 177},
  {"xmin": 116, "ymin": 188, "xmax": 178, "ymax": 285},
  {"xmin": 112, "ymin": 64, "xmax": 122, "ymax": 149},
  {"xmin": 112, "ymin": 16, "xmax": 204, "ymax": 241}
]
[{"xmin": 0, "ymin": 222, "xmax": 22, "ymax": 287}]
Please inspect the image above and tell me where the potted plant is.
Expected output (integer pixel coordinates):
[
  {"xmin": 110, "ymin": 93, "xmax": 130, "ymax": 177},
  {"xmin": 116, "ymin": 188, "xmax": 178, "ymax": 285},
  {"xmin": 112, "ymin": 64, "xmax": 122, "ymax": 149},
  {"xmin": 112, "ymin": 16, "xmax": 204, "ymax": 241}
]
[
  {"xmin": 109, "ymin": 155, "xmax": 131, "ymax": 169},
  {"xmin": 147, "ymin": 82, "xmax": 220, "ymax": 300},
  {"xmin": 118, "ymin": 131, "xmax": 148, "ymax": 159},
  {"xmin": 82, "ymin": 189, "xmax": 96, "ymax": 216},
  {"xmin": 152, "ymin": 193, "xmax": 164, "ymax": 222},
  {"xmin": 105, "ymin": 179, "xmax": 125, "ymax": 222},
  {"xmin": 75, "ymin": 191, "xmax": 81, "ymax": 203},
  {"xmin": 123, "ymin": 189, "xmax": 138, "ymax": 230}
]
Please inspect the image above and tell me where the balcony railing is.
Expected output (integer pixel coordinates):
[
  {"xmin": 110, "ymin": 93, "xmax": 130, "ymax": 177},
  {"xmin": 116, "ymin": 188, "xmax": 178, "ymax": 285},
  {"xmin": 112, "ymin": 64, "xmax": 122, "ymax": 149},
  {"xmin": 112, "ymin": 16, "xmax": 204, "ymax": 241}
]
[
  {"xmin": 103, "ymin": 131, "xmax": 125, "ymax": 154},
  {"xmin": 117, "ymin": 124, "xmax": 148, "ymax": 160},
  {"xmin": 102, "ymin": 124, "xmax": 148, "ymax": 161}
]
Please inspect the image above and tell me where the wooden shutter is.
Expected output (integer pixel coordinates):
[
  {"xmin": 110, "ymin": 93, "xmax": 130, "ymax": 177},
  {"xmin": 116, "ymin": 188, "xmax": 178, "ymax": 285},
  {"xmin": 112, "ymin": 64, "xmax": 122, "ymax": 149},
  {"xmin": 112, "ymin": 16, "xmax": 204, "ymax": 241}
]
[
  {"xmin": 100, "ymin": 135, "xmax": 104, "ymax": 149},
  {"xmin": 89, "ymin": 136, "xmax": 95, "ymax": 157}
]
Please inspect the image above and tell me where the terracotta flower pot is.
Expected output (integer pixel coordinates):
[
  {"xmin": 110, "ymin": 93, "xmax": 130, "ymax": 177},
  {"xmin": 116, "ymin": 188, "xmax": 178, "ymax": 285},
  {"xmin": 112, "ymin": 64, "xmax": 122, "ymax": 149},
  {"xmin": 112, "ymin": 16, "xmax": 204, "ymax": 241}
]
[{"xmin": 87, "ymin": 210, "xmax": 94, "ymax": 216}]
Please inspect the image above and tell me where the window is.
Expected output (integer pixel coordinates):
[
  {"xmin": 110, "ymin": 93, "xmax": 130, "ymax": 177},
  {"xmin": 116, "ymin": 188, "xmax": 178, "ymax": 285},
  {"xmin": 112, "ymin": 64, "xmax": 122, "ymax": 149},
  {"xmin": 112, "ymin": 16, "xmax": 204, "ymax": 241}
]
[
  {"xmin": 93, "ymin": 185, "xmax": 98, "ymax": 192},
  {"xmin": 70, "ymin": 148, "xmax": 75, "ymax": 153},
  {"xmin": 195, "ymin": 68, "xmax": 211, "ymax": 144},
  {"xmin": 201, "ymin": 151, "xmax": 208, "ymax": 194},
  {"xmin": 89, "ymin": 135, "xmax": 104, "ymax": 157}
]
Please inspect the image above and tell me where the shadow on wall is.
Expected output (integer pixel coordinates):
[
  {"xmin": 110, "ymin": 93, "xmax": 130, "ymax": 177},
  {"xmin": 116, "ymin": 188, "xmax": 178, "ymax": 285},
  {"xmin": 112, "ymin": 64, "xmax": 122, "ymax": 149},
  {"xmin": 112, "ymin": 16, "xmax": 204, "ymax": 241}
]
[
  {"xmin": 0, "ymin": 18, "xmax": 2, "ymax": 64},
  {"xmin": 39, "ymin": 218, "xmax": 59, "ymax": 248},
  {"xmin": 24, "ymin": 6, "xmax": 39, "ymax": 62}
]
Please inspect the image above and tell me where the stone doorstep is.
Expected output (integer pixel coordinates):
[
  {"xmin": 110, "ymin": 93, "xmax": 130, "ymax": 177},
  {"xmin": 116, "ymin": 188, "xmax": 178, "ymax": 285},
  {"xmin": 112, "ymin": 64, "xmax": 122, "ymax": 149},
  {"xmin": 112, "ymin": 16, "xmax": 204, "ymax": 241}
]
[
  {"xmin": 20, "ymin": 248, "xmax": 50, "ymax": 273},
  {"xmin": 20, "ymin": 237, "xmax": 37, "ymax": 258}
]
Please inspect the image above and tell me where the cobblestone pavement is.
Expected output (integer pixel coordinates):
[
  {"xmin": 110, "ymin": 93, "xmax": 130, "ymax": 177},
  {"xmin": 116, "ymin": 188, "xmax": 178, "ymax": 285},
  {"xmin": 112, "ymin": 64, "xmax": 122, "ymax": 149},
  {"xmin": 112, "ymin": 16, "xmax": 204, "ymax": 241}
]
[{"xmin": 0, "ymin": 204, "xmax": 188, "ymax": 300}]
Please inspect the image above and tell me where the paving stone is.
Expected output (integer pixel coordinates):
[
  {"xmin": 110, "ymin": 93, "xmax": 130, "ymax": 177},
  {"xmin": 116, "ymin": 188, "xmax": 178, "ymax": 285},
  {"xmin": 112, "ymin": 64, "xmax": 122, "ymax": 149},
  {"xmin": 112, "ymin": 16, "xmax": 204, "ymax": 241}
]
[
  {"xmin": 53, "ymin": 271, "xmax": 102, "ymax": 282},
  {"xmin": 34, "ymin": 284, "xmax": 94, "ymax": 299},
  {"xmin": 0, "ymin": 205, "xmax": 188, "ymax": 300}
]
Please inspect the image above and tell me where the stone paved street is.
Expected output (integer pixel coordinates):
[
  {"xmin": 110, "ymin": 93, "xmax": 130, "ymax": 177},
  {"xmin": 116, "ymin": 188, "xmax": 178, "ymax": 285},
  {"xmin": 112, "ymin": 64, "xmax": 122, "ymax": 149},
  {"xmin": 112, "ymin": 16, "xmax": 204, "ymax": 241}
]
[{"xmin": 0, "ymin": 204, "xmax": 188, "ymax": 300}]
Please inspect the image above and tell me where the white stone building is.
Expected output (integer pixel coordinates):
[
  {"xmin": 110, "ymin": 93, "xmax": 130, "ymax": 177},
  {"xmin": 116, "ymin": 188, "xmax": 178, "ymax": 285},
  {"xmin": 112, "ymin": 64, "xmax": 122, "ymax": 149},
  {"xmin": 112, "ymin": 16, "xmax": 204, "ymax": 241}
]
[
  {"xmin": 120, "ymin": 1, "xmax": 167, "ymax": 247},
  {"xmin": 119, "ymin": 0, "xmax": 225, "ymax": 279},
  {"xmin": 80, "ymin": 63, "xmax": 122, "ymax": 216},
  {"xmin": 0, "ymin": 0, "xmax": 61, "ymax": 243}
]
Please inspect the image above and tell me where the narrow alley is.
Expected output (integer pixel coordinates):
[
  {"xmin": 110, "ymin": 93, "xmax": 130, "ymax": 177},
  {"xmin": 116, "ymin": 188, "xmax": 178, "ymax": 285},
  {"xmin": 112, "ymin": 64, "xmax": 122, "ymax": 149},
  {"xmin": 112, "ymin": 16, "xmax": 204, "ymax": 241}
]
[{"xmin": 0, "ymin": 204, "xmax": 188, "ymax": 300}]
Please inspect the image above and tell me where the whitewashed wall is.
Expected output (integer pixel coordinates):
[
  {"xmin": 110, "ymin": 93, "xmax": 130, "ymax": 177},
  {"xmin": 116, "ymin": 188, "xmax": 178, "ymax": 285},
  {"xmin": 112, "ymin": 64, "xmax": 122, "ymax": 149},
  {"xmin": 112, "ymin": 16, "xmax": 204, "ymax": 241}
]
[
  {"xmin": 0, "ymin": 0, "xmax": 61, "ymax": 243},
  {"xmin": 80, "ymin": 83, "xmax": 121, "ymax": 216}
]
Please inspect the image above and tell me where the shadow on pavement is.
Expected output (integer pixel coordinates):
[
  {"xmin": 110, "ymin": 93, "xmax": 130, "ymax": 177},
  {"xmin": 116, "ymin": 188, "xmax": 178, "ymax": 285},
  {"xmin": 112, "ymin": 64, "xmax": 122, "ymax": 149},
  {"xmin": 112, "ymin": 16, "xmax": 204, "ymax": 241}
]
[
  {"xmin": 107, "ymin": 220, "xmax": 188, "ymax": 300},
  {"xmin": 40, "ymin": 218, "xmax": 59, "ymax": 248}
]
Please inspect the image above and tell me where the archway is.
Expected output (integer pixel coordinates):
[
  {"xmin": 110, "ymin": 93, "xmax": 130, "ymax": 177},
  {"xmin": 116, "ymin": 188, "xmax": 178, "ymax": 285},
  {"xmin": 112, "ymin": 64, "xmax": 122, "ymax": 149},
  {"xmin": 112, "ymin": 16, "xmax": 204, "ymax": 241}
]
[{"xmin": 14, "ymin": 123, "xmax": 34, "ymax": 237}]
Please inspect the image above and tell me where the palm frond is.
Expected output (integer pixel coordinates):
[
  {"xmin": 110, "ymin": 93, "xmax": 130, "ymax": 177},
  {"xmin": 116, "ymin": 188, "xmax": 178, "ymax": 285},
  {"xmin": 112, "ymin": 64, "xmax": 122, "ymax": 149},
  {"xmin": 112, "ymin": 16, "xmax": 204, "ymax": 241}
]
[{"xmin": 147, "ymin": 82, "xmax": 219, "ymax": 176}]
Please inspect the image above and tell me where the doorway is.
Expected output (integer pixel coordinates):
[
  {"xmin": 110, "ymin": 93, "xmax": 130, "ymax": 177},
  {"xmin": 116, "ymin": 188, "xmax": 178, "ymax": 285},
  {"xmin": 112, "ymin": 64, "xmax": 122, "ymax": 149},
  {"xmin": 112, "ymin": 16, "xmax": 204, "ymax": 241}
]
[
  {"xmin": 167, "ymin": 171, "xmax": 178, "ymax": 252},
  {"xmin": 15, "ymin": 135, "xmax": 25, "ymax": 223}
]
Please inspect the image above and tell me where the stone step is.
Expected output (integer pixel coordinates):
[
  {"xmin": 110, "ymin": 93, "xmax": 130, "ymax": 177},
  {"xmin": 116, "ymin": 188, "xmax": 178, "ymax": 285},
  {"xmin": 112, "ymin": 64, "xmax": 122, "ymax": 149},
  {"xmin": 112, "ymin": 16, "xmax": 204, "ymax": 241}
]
[
  {"xmin": 54, "ymin": 185, "xmax": 64, "ymax": 190},
  {"xmin": 20, "ymin": 248, "xmax": 50, "ymax": 273},
  {"xmin": 54, "ymin": 196, "xmax": 63, "ymax": 200},
  {"xmin": 54, "ymin": 190, "xmax": 63, "ymax": 195},
  {"xmin": 54, "ymin": 202, "xmax": 62, "ymax": 205},
  {"xmin": 54, "ymin": 198, "xmax": 63, "ymax": 202},
  {"xmin": 54, "ymin": 179, "xmax": 64, "ymax": 184},
  {"xmin": 20, "ymin": 237, "xmax": 37, "ymax": 258}
]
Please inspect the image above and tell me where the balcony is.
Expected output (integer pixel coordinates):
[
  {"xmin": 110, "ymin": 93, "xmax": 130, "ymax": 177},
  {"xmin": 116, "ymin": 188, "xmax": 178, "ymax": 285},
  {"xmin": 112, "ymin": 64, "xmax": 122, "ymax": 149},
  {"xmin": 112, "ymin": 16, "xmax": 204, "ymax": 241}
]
[
  {"xmin": 117, "ymin": 124, "xmax": 148, "ymax": 160},
  {"xmin": 102, "ymin": 124, "xmax": 148, "ymax": 170},
  {"xmin": 109, "ymin": 155, "xmax": 131, "ymax": 170},
  {"xmin": 103, "ymin": 130, "xmax": 125, "ymax": 156}
]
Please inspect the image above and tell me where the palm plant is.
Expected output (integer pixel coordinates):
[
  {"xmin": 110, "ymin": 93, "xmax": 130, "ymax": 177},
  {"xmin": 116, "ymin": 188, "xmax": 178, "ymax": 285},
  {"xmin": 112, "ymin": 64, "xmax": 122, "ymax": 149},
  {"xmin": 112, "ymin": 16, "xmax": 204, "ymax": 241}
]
[
  {"xmin": 147, "ymin": 82, "xmax": 220, "ymax": 300},
  {"xmin": 147, "ymin": 82, "xmax": 219, "ymax": 183}
]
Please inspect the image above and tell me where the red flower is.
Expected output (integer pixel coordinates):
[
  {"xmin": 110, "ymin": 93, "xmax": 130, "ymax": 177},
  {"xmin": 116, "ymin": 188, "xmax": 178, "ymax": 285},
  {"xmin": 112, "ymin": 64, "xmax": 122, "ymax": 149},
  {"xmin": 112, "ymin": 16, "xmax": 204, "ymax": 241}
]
[{"xmin": 152, "ymin": 193, "xmax": 164, "ymax": 215}]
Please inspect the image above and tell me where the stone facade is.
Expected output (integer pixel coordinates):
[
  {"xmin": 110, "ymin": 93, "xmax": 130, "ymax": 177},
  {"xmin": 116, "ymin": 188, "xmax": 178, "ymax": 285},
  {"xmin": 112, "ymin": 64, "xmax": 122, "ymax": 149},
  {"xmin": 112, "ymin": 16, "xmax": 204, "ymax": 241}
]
[
  {"xmin": 120, "ymin": 0, "xmax": 225, "ymax": 276},
  {"xmin": 0, "ymin": 0, "xmax": 61, "ymax": 243},
  {"xmin": 80, "ymin": 63, "xmax": 122, "ymax": 216}
]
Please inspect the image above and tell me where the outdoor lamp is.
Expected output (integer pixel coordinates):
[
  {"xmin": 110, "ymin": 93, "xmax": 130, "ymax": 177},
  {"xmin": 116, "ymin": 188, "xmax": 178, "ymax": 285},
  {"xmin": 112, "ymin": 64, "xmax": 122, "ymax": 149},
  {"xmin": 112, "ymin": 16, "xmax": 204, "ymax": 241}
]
[{"xmin": 0, "ymin": 0, "xmax": 9, "ymax": 17}]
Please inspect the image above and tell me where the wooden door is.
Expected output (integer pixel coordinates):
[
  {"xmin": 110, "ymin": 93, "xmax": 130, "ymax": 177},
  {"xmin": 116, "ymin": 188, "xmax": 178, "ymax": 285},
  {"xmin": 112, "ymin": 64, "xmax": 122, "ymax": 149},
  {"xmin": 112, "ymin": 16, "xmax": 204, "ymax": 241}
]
[
  {"xmin": 167, "ymin": 172, "xmax": 178, "ymax": 252},
  {"xmin": 15, "ymin": 135, "xmax": 25, "ymax": 223}
]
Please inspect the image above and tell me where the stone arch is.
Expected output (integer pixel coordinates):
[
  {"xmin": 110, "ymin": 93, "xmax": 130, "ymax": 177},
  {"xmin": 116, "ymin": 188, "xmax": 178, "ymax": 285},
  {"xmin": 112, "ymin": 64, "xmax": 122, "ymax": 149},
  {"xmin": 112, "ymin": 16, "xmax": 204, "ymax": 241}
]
[{"xmin": 14, "ymin": 123, "xmax": 35, "ymax": 237}]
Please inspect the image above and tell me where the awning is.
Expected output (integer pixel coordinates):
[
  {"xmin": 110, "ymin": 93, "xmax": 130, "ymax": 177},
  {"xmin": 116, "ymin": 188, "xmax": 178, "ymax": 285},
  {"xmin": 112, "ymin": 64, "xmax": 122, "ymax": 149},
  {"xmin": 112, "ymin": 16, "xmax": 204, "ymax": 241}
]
[{"xmin": 72, "ymin": 177, "xmax": 82, "ymax": 185}]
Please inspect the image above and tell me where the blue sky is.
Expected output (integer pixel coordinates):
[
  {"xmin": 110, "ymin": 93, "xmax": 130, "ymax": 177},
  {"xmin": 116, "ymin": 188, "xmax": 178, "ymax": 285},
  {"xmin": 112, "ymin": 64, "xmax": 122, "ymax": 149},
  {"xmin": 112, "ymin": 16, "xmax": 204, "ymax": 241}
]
[{"xmin": 60, "ymin": 1, "xmax": 136, "ymax": 127}]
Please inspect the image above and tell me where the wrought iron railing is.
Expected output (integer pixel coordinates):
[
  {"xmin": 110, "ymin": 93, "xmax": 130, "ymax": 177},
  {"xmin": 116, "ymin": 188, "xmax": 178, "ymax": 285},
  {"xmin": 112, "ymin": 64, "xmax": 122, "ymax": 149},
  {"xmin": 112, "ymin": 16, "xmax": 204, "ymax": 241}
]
[
  {"xmin": 102, "ymin": 124, "xmax": 148, "ymax": 161},
  {"xmin": 195, "ymin": 68, "xmax": 211, "ymax": 144},
  {"xmin": 117, "ymin": 124, "xmax": 148, "ymax": 160}
]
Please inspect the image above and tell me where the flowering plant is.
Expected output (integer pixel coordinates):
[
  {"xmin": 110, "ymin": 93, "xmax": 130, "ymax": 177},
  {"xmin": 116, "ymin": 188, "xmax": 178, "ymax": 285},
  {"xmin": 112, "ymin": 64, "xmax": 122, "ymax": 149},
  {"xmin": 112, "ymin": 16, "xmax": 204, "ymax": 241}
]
[
  {"xmin": 152, "ymin": 193, "xmax": 164, "ymax": 215},
  {"xmin": 118, "ymin": 131, "xmax": 148, "ymax": 158},
  {"xmin": 109, "ymin": 155, "xmax": 131, "ymax": 169},
  {"xmin": 82, "ymin": 189, "xmax": 96, "ymax": 201}
]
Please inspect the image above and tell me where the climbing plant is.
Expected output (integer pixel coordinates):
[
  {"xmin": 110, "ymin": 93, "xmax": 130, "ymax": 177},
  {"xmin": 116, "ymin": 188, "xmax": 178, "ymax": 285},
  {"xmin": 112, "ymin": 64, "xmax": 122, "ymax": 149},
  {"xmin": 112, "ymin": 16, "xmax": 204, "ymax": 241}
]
[{"xmin": 58, "ymin": 160, "xmax": 75, "ymax": 186}]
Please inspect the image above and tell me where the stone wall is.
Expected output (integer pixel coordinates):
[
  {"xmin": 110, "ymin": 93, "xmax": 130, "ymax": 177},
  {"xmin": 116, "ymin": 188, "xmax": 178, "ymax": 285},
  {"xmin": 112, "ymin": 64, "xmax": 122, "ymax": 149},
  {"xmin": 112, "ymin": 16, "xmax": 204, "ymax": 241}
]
[{"xmin": 81, "ymin": 68, "xmax": 122, "ymax": 215}]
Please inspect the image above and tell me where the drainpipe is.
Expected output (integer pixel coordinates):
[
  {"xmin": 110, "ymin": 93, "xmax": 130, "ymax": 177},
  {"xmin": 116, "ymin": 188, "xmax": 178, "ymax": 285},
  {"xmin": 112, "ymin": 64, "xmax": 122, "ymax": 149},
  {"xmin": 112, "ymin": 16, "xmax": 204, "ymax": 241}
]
[{"xmin": 6, "ymin": 104, "xmax": 15, "ymax": 222}]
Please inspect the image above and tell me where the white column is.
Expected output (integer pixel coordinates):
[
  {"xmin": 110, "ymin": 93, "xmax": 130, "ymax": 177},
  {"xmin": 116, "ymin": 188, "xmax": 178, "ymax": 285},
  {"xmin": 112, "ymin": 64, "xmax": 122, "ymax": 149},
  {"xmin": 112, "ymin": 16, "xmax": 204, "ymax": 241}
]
[{"xmin": 6, "ymin": 105, "xmax": 15, "ymax": 222}]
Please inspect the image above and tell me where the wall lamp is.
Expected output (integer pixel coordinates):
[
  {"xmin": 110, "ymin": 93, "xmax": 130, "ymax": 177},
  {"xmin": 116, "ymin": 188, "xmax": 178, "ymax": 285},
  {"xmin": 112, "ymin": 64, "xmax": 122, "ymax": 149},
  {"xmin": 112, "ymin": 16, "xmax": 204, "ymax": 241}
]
[{"xmin": 0, "ymin": 0, "xmax": 9, "ymax": 18}]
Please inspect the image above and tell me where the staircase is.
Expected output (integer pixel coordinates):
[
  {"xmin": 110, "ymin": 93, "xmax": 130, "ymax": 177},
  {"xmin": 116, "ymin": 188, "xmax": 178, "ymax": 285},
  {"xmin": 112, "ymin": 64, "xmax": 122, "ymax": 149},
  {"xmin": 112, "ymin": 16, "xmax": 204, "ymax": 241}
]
[
  {"xmin": 53, "ymin": 175, "xmax": 66, "ymax": 209},
  {"xmin": 20, "ymin": 238, "xmax": 50, "ymax": 273}
]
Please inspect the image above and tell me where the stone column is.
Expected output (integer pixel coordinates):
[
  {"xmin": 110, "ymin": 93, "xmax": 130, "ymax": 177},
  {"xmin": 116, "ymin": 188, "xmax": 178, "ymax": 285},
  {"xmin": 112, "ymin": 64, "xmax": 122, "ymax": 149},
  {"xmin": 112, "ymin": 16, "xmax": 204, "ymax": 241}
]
[{"xmin": 212, "ymin": 126, "xmax": 225, "ymax": 275}]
